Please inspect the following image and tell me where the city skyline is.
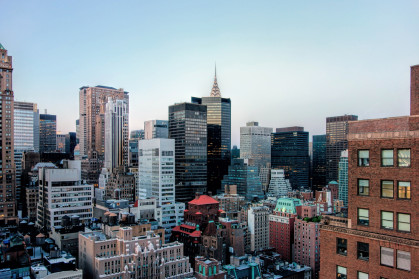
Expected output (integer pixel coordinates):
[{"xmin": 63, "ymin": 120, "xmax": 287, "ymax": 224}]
[{"xmin": 1, "ymin": 1, "xmax": 419, "ymax": 146}]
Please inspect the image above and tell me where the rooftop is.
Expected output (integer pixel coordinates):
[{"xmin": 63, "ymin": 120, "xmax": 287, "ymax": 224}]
[{"xmin": 189, "ymin": 195, "xmax": 219, "ymax": 205}]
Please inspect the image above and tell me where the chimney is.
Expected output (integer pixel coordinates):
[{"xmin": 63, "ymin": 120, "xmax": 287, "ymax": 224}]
[
  {"xmin": 195, "ymin": 192, "xmax": 200, "ymax": 199},
  {"xmin": 411, "ymin": 65, "xmax": 419, "ymax": 116}
]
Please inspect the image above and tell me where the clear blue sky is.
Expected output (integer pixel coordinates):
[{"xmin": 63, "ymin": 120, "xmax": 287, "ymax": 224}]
[{"xmin": 1, "ymin": 0, "xmax": 419, "ymax": 146}]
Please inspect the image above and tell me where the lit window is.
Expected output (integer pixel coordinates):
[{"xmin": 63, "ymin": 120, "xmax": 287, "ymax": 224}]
[
  {"xmin": 381, "ymin": 211, "xmax": 393, "ymax": 230},
  {"xmin": 397, "ymin": 149, "xmax": 410, "ymax": 167},
  {"xmin": 397, "ymin": 250, "xmax": 411, "ymax": 271},
  {"xmin": 397, "ymin": 213, "xmax": 410, "ymax": 232},
  {"xmin": 358, "ymin": 208, "xmax": 369, "ymax": 226},
  {"xmin": 398, "ymin": 182, "xmax": 410, "ymax": 199},
  {"xmin": 381, "ymin": 149, "xmax": 393, "ymax": 166},
  {"xmin": 358, "ymin": 150, "xmax": 369, "ymax": 166},
  {"xmin": 381, "ymin": 180, "xmax": 393, "ymax": 198},
  {"xmin": 358, "ymin": 179, "xmax": 369, "ymax": 196},
  {"xmin": 380, "ymin": 247, "xmax": 394, "ymax": 267}
]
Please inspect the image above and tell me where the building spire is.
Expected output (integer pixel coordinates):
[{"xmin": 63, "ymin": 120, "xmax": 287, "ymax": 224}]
[{"xmin": 210, "ymin": 63, "xmax": 221, "ymax": 97}]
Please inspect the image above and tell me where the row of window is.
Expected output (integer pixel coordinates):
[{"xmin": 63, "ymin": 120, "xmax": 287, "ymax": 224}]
[
  {"xmin": 358, "ymin": 179, "xmax": 411, "ymax": 199},
  {"xmin": 358, "ymin": 208, "xmax": 411, "ymax": 232},
  {"xmin": 358, "ymin": 149, "xmax": 411, "ymax": 167}
]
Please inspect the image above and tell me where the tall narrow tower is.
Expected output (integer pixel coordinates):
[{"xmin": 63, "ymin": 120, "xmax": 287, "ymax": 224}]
[
  {"xmin": 0, "ymin": 43, "xmax": 17, "ymax": 224},
  {"xmin": 191, "ymin": 67, "xmax": 231, "ymax": 195}
]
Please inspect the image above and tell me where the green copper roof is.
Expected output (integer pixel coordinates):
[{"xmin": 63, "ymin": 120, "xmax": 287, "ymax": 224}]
[
  {"xmin": 0, "ymin": 43, "xmax": 5, "ymax": 50},
  {"xmin": 274, "ymin": 197, "xmax": 302, "ymax": 214}
]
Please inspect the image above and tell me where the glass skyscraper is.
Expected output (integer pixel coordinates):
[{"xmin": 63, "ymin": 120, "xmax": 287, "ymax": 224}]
[
  {"xmin": 271, "ymin": 127, "xmax": 310, "ymax": 189},
  {"xmin": 312, "ymin": 134, "xmax": 327, "ymax": 191},
  {"xmin": 39, "ymin": 114, "xmax": 57, "ymax": 153},
  {"xmin": 338, "ymin": 150, "xmax": 348, "ymax": 206},
  {"xmin": 191, "ymin": 71, "xmax": 231, "ymax": 195},
  {"xmin": 168, "ymin": 102, "xmax": 207, "ymax": 202}
]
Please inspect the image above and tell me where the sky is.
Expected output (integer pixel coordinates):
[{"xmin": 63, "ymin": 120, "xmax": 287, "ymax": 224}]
[{"xmin": 1, "ymin": 0, "xmax": 419, "ymax": 146}]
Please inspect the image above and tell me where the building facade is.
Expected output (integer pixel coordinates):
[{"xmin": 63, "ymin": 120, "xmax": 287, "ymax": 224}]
[
  {"xmin": 144, "ymin": 120, "xmax": 169, "ymax": 139},
  {"xmin": 267, "ymin": 169, "xmax": 291, "ymax": 198},
  {"xmin": 168, "ymin": 102, "xmax": 207, "ymax": 202},
  {"xmin": 240, "ymin": 121, "xmax": 272, "ymax": 170},
  {"xmin": 338, "ymin": 149, "xmax": 349, "ymax": 206},
  {"xmin": 271, "ymin": 127, "xmax": 310, "ymax": 189},
  {"xmin": 248, "ymin": 205, "xmax": 270, "ymax": 252},
  {"xmin": 39, "ymin": 113, "xmax": 57, "ymax": 153},
  {"xmin": 325, "ymin": 115, "xmax": 358, "ymax": 183},
  {"xmin": 312, "ymin": 134, "xmax": 326, "ymax": 191}
]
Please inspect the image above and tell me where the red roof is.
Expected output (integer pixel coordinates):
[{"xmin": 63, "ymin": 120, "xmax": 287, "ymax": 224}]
[
  {"xmin": 189, "ymin": 195, "xmax": 219, "ymax": 205},
  {"xmin": 184, "ymin": 209, "xmax": 189, "ymax": 212},
  {"xmin": 190, "ymin": 230, "xmax": 202, "ymax": 237},
  {"xmin": 180, "ymin": 224, "xmax": 196, "ymax": 230},
  {"xmin": 196, "ymin": 212, "xmax": 202, "ymax": 215}
]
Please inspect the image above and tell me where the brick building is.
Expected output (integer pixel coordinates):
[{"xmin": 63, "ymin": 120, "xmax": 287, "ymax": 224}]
[
  {"xmin": 320, "ymin": 65, "xmax": 419, "ymax": 278},
  {"xmin": 194, "ymin": 257, "xmax": 226, "ymax": 279}
]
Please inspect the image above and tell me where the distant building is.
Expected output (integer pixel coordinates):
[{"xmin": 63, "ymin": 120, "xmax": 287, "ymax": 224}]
[
  {"xmin": 267, "ymin": 169, "xmax": 291, "ymax": 198},
  {"xmin": 194, "ymin": 257, "xmax": 226, "ymax": 279},
  {"xmin": 130, "ymin": 129, "xmax": 145, "ymax": 140},
  {"xmin": 56, "ymin": 134, "xmax": 66, "ymax": 153},
  {"xmin": 144, "ymin": 120, "xmax": 169, "ymax": 139},
  {"xmin": 104, "ymin": 168, "xmax": 136, "ymax": 202},
  {"xmin": 271, "ymin": 127, "xmax": 310, "ymax": 189},
  {"xmin": 312, "ymin": 134, "xmax": 326, "ymax": 191},
  {"xmin": 240, "ymin": 121, "xmax": 272, "ymax": 170},
  {"xmin": 39, "ymin": 114, "xmax": 57, "ymax": 153},
  {"xmin": 248, "ymin": 205, "xmax": 270, "ymax": 252},
  {"xmin": 338, "ymin": 150, "xmax": 348, "ymax": 206},
  {"xmin": 231, "ymin": 145, "xmax": 240, "ymax": 160}
]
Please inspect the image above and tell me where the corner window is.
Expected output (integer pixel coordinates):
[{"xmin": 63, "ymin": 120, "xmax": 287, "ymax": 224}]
[
  {"xmin": 380, "ymin": 247, "xmax": 394, "ymax": 267},
  {"xmin": 381, "ymin": 211, "xmax": 394, "ymax": 230},
  {"xmin": 358, "ymin": 271, "xmax": 368, "ymax": 279},
  {"xmin": 357, "ymin": 242, "xmax": 369, "ymax": 261},
  {"xmin": 396, "ymin": 250, "xmax": 411, "ymax": 271},
  {"xmin": 358, "ymin": 208, "xmax": 369, "ymax": 226},
  {"xmin": 397, "ymin": 149, "xmax": 410, "ymax": 167},
  {"xmin": 358, "ymin": 150, "xmax": 369, "ymax": 166},
  {"xmin": 358, "ymin": 179, "xmax": 369, "ymax": 196},
  {"xmin": 398, "ymin": 181, "xmax": 410, "ymax": 199},
  {"xmin": 397, "ymin": 213, "xmax": 411, "ymax": 232},
  {"xmin": 337, "ymin": 266, "xmax": 347, "ymax": 279},
  {"xmin": 336, "ymin": 238, "xmax": 347, "ymax": 256},
  {"xmin": 381, "ymin": 149, "xmax": 393, "ymax": 166},
  {"xmin": 381, "ymin": 180, "xmax": 393, "ymax": 198}
]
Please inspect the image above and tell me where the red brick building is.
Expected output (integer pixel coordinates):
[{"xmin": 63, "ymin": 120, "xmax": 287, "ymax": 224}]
[{"xmin": 320, "ymin": 65, "xmax": 419, "ymax": 279}]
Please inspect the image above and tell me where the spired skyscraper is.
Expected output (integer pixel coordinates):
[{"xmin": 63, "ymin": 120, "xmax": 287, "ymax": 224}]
[{"xmin": 192, "ymin": 68, "xmax": 231, "ymax": 195}]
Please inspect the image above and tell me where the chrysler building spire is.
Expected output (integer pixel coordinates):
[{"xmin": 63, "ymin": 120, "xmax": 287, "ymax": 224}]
[{"xmin": 210, "ymin": 64, "xmax": 221, "ymax": 97}]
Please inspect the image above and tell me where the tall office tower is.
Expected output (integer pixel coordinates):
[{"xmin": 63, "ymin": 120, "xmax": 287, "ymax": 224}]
[
  {"xmin": 0, "ymin": 43, "xmax": 17, "ymax": 224},
  {"xmin": 267, "ymin": 169, "xmax": 291, "ymax": 198},
  {"xmin": 39, "ymin": 113, "xmax": 57, "ymax": 153},
  {"xmin": 78, "ymin": 85, "xmax": 128, "ymax": 157},
  {"xmin": 338, "ymin": 150, "xmax": 348, "ymax": 206},
  {"xmin": 144, "ymin": 120, "xmax": 168, "ymax": 139},
  {"xmin": 138, "ymin": 138, "xmax": 184, "ymax": 241},
  {"xmin": 56, "ymin": 134, "xmax": 66, "ymax": 153},
  {"xmin": 326, "ymin": 115, "xmax": 358, "ymax": 183},
  {"xmin": 36, "ymin": 160, "xmax": 93, "ymax": 230},
  {"xmin": 240, "ymin": 121, "xmax": 272, "ymax": 170},
  {"xmin": 271, "ymin": 127, "xmax": 310, "ymax": 189},
  {"xmin": 64, "ymin": 132, "xmax": 77, "ymax": 157},
  {"xmin": 75, "ymin": 119, "xmax": 79, "ymax": 144},
  {"xmin": 231, "ymin": 145, "xmax": 240, "ymax": 160},
  {"xmin": 320, "ymin": 66, "xmax": 419, "ymax": 279},
  {"xmin": 104, "ymin": 97, "xmax": 129, "ymax": 170},
  {"xmin": 248, "ymin": 205, "xmax": 270, "ymax": 252},
  {"xmin": 259, "ymin": 164, "xmax": 271, "ymax": 192},
  {"xmin": 221, "ymin": 158, "xmax": 264, "ymax": 201},
  {"xmin": 312, "ymin": 134, "xmax": 326, "ymax": 191},
  {"xmin": 14, "ymin": 101, "xmax": 37, "ymax": 207},
  {"xmin": 168, "ymin": 102, "xmax": 207, "ymax": 202},
  {"xmin": 191, "ymin": 71, "xmax": 231, "ymax": 196}
]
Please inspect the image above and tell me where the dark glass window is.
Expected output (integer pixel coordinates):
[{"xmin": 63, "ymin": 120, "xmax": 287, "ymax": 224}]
[
  {"xmin": 357, "ymin": 242, "xmax": 369, "ymax": 261},
  {"xmin": 336, "ymin": 266, "xmax": 347, "ymax": 279},
  {"xmin": 358, "ymin": 179, "xmax": 369, "ymax": 196},
  {"xmin": 336, "ymin": 238, "xmax": 347, "ymax": 255}
]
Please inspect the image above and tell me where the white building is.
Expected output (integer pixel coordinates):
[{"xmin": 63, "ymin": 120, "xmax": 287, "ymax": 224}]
[
  {"xmin": 36, "ymin": 160, "xmax": 93, "ymax": 229},
  {"xmin": 247, "ymin": 205, "xmax": 270, "ymax": 252},
  {"xmin": 268, "ymin": 169, "xmax": 291, "ymax": 198},
  {"xmin": 138, "ymin": 139, "xmax": 184, "ymax": 241},
  {"xmin": 105, "ymin": 97, "xmax": 129, "ymax": 170},
  {"xmin": 144, "ymin": 120, "xmax": 168, "ymax": 139},
  {"xmin": 240, "ymin": 121, "xmax": 273, "ymax": 170}
]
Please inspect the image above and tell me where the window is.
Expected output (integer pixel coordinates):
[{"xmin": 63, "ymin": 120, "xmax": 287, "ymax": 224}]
[
  {"xmin": 381, "ymin": 181, "xmax": 393, "ymax": 198},
  {"xmin": 336, "ymin": 266, "xmax": 347, "ymax": 279},
  {"xmin": 381, "ymin": 211, "xmax": 394, "ymax": 230},
  {"xmin": 358, "ymin": 208, "xmax": 369, "ymax": 226},
  {"xmin": 381, "ymin": 149, "xmax": 393, "ymax": 166},
  {"xmin": 397, "ymin": 250, "xmax": 411, "ymax": 271},
  {"xmin": 358, "ymin": 150, "xmax": 369, "ymax": 166},
  {"xmin": 397, "ymin": 213, "xmax": 410, "ymax": 232},
  {"xmin": 358, "ymin": 179, "xmax": 369, "ymax": 196},
  {"xmin": 397, "ymin": 149, "xmax": 410, "ymax": 167},
  {"xmin": 398, "ymin": 182, "xmax": 410, "ymax": 199},
  {"xmin": 380, "ymin": 247, "xmax": 394, "ymax": 267},
  {"xmin": 357, "ymin": 242, "xmax": 369, "ymax": 261},
  {"xmin": 358, "ymin": 272, "xmax": 368, "ymax": 279},
  {"xmin": 336, "ymin": 238, "xmax": 347, "ymax": 255}
]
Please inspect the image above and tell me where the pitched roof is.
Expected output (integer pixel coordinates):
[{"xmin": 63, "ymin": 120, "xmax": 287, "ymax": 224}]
[
  {"xmin": 189, "ymin": 195, "xmax": 219, "ymax": 205},
  {"xmin": 0, "ymin": 43, "xmax": 5, "ymax": 50}
]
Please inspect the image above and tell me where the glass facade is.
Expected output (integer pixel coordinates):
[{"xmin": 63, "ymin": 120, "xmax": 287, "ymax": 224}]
[
  {"xmin": 168, "ymin": 103, "xmax": 207, "ymax": 203},
  {"xmin": 191, "ymin": 96, "xmax": 231, "ymax": 195},
  {"xmin": 312, "ymin": 134, "xmax": 326, "ymax": 191},
  {"xmin": 39, "ymin": 114, "xmax": 57, "ymax": 153},
  {"xmin": 271, "ymin": 129, "xmax": 310, "ymax": 189},
  {"xmin": 338, "ymin": 150, "xmax": 348, "ymax": 206},
  {"xmin": 240, "ymin": 122, "xmax": 272, "ymax": 170}
]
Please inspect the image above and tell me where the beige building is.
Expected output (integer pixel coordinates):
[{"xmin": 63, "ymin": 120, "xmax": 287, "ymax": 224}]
[
  {"xmin": 79, "ymin": 227, "xmax": 192, "ymax": 279},
  {"xmin": 247, "ymin": 205, "xmax": 270, "ymax": 252}
]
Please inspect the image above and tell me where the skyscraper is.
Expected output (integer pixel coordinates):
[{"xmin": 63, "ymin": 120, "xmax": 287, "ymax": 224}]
[
  {"xmin": 78, "ymin": 85, "xmax": 128, "ymax": 157},
  {"xmin": 271, "ymin": 127, "xmax": 310, "ymax": 189},
  {"xmin": 104, "ymin": 97, "xmax": 129, "ymax": 170},
  {"xmin": 312, "ymin": 134, "xmax": 326, "ymax": 191},
  {"xmin": 144, "ymin": 120, "xmax": 169, "ymax": 139},
  {"xmin": 0, "ymin": 43, "xmax": 17, "ymax": 224},
  {"xmin": 240, "ymin": 121, "xmax": 272, "ymax": 170},
  {"xmin": 192, "ymin": 70, "xmax": 231, "ymax": 195},
  {"xmin": 338, "ymin": 149, "xmax": 348, "ymax": 206},
  {"xmin": 39, "ymin": 113, "xmax": 57, "ymax": 153},
  {"xmin": 326, "ymin": 115, "xmax": 358, "ymax": 183},
  {"xmin": 169, "ymin": 102, "xmax": 207, "ymax": 202}
]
